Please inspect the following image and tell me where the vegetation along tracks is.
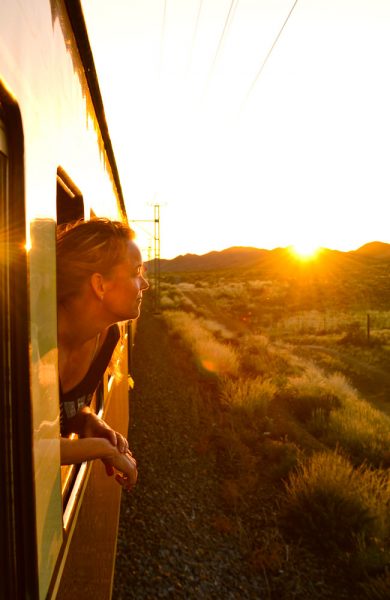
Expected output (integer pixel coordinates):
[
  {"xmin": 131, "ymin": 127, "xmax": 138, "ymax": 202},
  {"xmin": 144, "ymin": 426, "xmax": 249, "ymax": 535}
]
[
  {"xmin": 297, "ymin": 344, "xmax": 390, "ymax": 414},
  {"xmin": 114, "ymin": 301, "xmax": 390, "ymax": 599}
]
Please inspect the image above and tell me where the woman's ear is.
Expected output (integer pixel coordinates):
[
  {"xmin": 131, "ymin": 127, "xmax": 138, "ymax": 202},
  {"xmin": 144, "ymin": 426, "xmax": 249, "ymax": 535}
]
[{"xmin": 90, "ymin": 273, "xmax": 105, "ymax": 300}]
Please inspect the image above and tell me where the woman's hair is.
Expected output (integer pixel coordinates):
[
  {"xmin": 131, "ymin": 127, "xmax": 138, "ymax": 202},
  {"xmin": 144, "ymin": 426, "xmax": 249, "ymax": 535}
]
[{"xmin": 57, "ymin": 217, "xmax": 135, "ymax": 303}]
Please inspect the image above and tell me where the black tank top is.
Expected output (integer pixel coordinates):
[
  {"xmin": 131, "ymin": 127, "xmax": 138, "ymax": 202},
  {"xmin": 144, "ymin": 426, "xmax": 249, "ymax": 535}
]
[{"xmin": 59, "ymin": 324, "xmax": 120, "ymax": 435}]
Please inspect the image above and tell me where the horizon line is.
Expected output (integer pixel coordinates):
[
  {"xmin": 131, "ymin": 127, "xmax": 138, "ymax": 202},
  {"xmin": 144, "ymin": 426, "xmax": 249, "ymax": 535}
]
[{"xmin": 155, "ymin": 240, "xmax": 390, "ymax": 261}]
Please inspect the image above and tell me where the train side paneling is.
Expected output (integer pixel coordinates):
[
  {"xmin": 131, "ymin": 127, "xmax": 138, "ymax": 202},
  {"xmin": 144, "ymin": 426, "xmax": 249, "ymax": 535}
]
[{"xmin": 0, "ymin": 1, "xmax": 129, "ymax": 598}]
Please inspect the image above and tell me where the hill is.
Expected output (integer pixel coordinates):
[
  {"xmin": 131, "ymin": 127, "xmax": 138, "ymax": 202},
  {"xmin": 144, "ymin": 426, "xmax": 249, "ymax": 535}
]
[
  {"xmin": 150, "ymin": 243, "xmax": 390, "ymax": 310},
  {"xmin": 354, "ymin": 241, "xmax": 390, "ymax": 259},
  {"xmin": 154, "ymin": 243, "xmax": 390, "ymax": 275},
  {"xmin": 156, "ymin": 246, "xmax": 267, "ymax": 273}
]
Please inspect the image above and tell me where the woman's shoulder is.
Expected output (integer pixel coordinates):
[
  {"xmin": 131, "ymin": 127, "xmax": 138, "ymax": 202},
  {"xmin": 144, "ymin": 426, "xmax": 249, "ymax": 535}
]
[
  {"xmin": 99, "ymin": 323, "xmax": 120, "ymax": 348},
  {"xmin": 99, "ymin": 323, "xmax": 120, "ymax": 350}
]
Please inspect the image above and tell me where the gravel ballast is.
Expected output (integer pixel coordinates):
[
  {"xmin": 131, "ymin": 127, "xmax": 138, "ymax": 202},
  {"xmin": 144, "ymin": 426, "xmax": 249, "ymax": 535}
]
[
  {"xmin": 113, "ymin": 307, "xmax": 355, "ymax": 600},
  {"xmin": 112, "ymin": 308, "xmax": 267, "ymax": 599}
]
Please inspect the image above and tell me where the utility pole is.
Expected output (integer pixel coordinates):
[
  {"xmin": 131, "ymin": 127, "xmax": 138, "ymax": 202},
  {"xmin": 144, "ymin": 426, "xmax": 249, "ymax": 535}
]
[{"xmin": 130, "ymin": 204, "xmax": 161, "ymax": 314}]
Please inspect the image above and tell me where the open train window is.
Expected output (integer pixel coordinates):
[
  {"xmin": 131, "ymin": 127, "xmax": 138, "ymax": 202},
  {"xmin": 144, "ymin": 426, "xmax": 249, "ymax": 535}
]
[
  {"xmin": 56, "ymin": 169, "xmax": 111, "ymax": 521},
  {"xmin": 56, "ymin": 167, "xmax": 86, "ymax": 516},
  {"xmin": 56, "ymin": 166, "xmax": 84, "ymax": 225}
]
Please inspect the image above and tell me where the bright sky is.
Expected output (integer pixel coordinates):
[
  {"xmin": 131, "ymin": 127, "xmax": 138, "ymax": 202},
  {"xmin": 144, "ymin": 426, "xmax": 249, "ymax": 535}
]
[{"xmin": 82, "ymin": 0, "xmax": 390, "ymax": 259}]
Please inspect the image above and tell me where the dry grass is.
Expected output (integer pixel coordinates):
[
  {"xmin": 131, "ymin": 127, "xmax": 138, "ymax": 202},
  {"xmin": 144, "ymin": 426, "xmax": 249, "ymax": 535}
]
[
  {"xmin": 325, "ymin": 397, "xmax": 390, "ymax": 466},
  {"xmin": 164, "ymin": 306, "xmax": 390, "ymax": 467},
  {"xmin": 276, "ymin": 310, "xmax": 390, "ymax": 336},
  {"xmin": 239, "ymin": 334, "xmax": 302, "ymax": 378},
  {"xmin": 161, "ymin": 275, "xmax": 390, "ymax": 590},
  {"xmin": 164, "ymin": 310, "xmax": 239, "ymax": 376},
  {"xmin": 220, "ymin": 377, "xmax": 276, "ymax": 417},
  {"xmin": 283, "ymin": 451, "xmax": 390, "ymax": 558},
  {"xmin": 359, "ymin": 570, "xmax": 390, "ymax": 600},
  {"xmin": 279, "ymin": 366, "xmax": 390, "ymax": 465}
]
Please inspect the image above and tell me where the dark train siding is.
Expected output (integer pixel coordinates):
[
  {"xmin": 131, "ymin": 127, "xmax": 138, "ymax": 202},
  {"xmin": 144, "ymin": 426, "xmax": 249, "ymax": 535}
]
[{"xmin": 1, "ymin": 1, "xmax": 130, "ymax": 597}]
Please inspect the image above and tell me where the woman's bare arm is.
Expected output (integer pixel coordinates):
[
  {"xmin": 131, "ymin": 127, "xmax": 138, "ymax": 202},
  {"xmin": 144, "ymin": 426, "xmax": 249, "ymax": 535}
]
[
  {"xmin": 60, "ymin": 436, "xmax": 137, "ymax": 490},
  {"xmin": 60, "ymin": 436, "xmax": 114, "ymax": 464},
  {"xmin": 63, "ymin": 407, "xmax": 128, "ymax": 452}
]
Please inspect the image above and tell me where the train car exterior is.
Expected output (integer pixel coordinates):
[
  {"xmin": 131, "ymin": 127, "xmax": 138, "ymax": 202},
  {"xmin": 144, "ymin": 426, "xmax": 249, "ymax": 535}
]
[{"xmin": 0, "ymin": 1, "xmax": 132, "ymax": 598}]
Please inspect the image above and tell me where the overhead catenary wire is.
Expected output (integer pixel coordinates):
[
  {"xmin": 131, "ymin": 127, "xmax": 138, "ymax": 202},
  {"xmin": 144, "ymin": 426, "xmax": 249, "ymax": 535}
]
[
  {"xmin": 242, "ymin": 0, "xmax": 300, "ymax": 108},
  {"xmin": 203, "ymin": 0, "xmax": 240, "ymax": 94},
  {"xmin": 186, "ymin": 0, "xmax": 204, "ymax": 72},
  {"xmin": 159, "ymin": 0, "xmax": 167, "ymax": 74}
]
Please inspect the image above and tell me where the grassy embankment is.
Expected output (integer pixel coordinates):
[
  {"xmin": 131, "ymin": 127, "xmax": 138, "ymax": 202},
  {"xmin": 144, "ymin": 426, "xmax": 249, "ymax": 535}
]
[{"xmin": 158, "ymin": 272, "xmax": 390, "ymax": 598}]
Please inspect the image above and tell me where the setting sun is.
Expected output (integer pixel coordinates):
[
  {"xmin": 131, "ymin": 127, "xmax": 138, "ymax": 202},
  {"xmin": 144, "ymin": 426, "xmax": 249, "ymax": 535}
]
[
  {"xmin": 82, "ymin": 0, "xmax": 390, "ymax": 259},
  {"xmin": 290, "ymin": 243, "xmax": 321, "ymax": 261}
]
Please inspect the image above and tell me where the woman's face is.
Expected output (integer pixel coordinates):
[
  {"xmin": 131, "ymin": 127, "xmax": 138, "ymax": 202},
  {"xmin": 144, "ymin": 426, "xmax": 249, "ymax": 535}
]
[{"xmin": 102, "ymin": 240, "xmax": 149, "ymax": 321}]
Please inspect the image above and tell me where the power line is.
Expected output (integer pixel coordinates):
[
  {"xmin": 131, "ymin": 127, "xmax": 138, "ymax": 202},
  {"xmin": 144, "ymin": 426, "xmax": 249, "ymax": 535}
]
[
  {"xmin": 159, "ymin": 0, "xmax": 167, "ymax": 74},
  {"xmin": 204, "ymin": 0, "xmax": 240, "ymax": 94},
  {"xmin": 242, "ymin": 0, "xmax": 300, "ymax": 108},
  {"xmin": 186, "ymin": 0, "xmax": 204, "ymax": 72}
]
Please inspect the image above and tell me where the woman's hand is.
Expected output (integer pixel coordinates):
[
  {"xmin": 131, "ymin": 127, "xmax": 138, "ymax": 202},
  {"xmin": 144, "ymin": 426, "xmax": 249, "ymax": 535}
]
[
  {"xmin": 104, "ymin": 447, "xmax": 138, "ymax": 491},
  {"xmin": 63, "ymin": 408, "xmax": 135, "ymax": 488},
  {"xmin": 60, "ymin": 436, "xmax": 137, "ymax": 491},
  {"xmin": 82, "ymin": 412, "xmax": 135, "ymax": 486},
  {"xmin": 79, "ymin": 410, "xmax": 129, "ymax": 453}
]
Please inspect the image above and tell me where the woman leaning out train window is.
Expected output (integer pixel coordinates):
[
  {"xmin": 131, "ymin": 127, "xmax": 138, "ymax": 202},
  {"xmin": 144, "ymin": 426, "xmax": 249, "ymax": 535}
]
[{"xmin": 56, "ymin": 218, "xmax": 149, "ymax": 491}]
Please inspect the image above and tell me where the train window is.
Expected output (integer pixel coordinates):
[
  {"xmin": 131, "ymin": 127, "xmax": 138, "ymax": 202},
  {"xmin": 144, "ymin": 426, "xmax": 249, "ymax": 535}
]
[
  {"xmin": 56, "ymin": 166, "xmax": 84, "ymax": 225},
  {"xmin": 55, "ymin": 169, "xmax": 110, "ymax": 524},
  {"xmin": 56, "ymin": 167, "xmax": 86, "ymax": 518}
]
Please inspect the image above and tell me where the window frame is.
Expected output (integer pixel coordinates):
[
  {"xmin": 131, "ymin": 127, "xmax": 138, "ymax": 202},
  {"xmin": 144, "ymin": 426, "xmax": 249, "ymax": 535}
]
[
  {"xmin": 56, "ymin": 167, "xmax": 88, "ymax": 522},
  {"xmin": 0, "ymin": 90, "xmax": 39, "ymax": 599}
]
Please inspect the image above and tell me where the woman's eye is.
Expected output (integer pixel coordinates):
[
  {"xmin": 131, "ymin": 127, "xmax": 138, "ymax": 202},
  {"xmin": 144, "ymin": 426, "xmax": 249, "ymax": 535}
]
[{"xmin": 132, "ymin": 266, "xmax": 143, "ymax": 277}]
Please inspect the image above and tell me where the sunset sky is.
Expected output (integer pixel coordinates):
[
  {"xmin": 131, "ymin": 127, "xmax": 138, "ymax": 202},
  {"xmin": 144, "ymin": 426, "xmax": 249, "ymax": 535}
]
[{"xmin": 82, "ymin": 0, "xmax": 390, "ymax": 259}]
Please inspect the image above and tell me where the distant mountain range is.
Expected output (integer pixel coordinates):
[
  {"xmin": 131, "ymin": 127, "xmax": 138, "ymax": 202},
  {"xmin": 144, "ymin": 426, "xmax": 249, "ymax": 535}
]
[
  {"xmin": 353, "ymin": 241, "xmax": 390, "ymax": 259},
  {"xmin": 151, "ymin": 241, "xmax": 390, "ymax": 274}
]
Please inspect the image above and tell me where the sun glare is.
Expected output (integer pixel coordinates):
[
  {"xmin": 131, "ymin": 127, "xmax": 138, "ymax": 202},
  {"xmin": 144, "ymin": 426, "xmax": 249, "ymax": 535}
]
[{"xmin": 290, "ymin": 243, "xmax": 321, "ymax": 261}]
